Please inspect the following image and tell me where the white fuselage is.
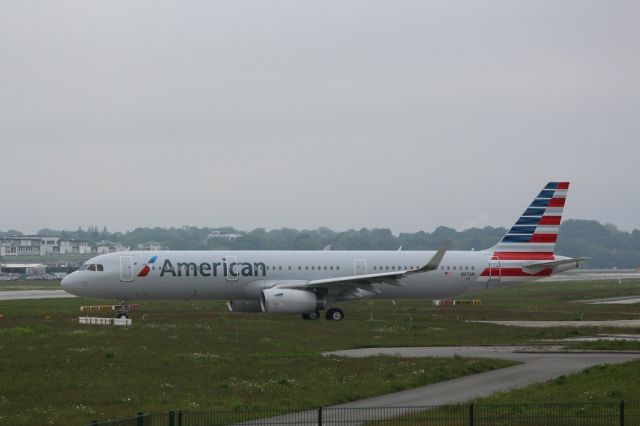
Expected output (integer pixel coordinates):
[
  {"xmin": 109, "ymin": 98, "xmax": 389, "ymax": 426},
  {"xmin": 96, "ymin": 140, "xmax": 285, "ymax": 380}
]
[
  {"xmin": 61, "ymin": 182, "xmax": 580, "ymax": 318},
  {"xmin": 61, "ymin": 249, "xmax": 560, "ymax": 302}
]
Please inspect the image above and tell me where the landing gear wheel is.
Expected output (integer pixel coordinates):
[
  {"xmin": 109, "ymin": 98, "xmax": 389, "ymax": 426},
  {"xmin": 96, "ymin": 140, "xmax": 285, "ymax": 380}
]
[
  {"xmin": 116, "ymin": 300, "xmax": 130, "ymax": 319},
  {"xmin": 325, "ymin": 308, "xmax": 344, "ymax": 321},
  {"xmin": 301, "ymin": 311, "xmax": 320, "ymax": 320}
]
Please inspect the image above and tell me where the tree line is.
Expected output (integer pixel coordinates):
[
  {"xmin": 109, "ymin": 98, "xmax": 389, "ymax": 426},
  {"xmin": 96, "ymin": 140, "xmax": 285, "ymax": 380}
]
[{"xmin": 1, "ymin": 220, "xmax": 639, "ymax": 268}]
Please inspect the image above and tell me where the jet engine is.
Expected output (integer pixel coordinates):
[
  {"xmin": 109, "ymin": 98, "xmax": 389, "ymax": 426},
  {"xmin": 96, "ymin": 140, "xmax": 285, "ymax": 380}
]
[
  {"xmin": 226, "ymin": 300, "xmax": 263, "ymax": 313},
  {"xmin": 260, "ymin": 288, "xmax": 325, "ymax": 314}
]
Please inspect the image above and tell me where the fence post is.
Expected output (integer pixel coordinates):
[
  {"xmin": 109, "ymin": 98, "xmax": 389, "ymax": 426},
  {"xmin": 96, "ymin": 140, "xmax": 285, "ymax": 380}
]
[
  {"xmin": 137, "ymin": 412, "xmax": 144, "ymax": 426},
  {"xmin": 177, "ymin": 410, "xmax": 183, "ymax": 426},
  {"xmin": 317, "ymin": 407, "xmax": 323, "ymax": 426},
  {"xmin": 468, "ymin": 403, "xmax": 474, "ymax": 426},
  {"xmin": 168, "ymin": 410, "xmax": 175, "ymax": 426},
  {"xmin": 620, "ymin": 400, "xmax": 625, "ymax": 426}
]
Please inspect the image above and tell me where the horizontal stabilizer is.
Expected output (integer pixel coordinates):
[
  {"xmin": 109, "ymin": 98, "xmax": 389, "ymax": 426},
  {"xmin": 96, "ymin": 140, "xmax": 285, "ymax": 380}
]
[{"xmin": 522, "ymin": 257, "xmax": 589, "ymax": 272}]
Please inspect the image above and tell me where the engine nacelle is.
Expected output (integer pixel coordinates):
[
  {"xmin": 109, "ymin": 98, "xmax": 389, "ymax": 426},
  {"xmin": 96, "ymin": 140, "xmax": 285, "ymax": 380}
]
[
  {"xmin": 227, "ymin": 300, "xmax": 263, "ymax": 313},
  {"xmin": 260, "ymin": 288, "xmax": 324, "ymax": 314}
]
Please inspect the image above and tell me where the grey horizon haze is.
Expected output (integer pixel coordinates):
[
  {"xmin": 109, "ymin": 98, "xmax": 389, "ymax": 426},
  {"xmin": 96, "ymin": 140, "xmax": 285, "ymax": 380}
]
[{"xmin": 1, "ymin": 1, "xmax": 639, "ymax": 234}]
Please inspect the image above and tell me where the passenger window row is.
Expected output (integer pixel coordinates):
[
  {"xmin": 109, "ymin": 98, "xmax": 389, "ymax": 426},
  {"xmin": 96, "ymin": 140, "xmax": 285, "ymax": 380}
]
[
  {"xmin": 265, "ymin": 266, "xmax": 341, "ymax": 271},
  {"xmin": 440, "ymin": 265, "xmax": 475, "ymax": 271},
  {"xmin": 373, "ymin": 265, "xmax": 416, "ymax": 271}
]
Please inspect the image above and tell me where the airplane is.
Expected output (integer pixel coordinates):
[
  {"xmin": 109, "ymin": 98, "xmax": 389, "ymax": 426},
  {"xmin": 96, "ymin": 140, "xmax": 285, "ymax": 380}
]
[{"xmin": 61, "ymin": 182, "xmax": 585, "ymax": 321}]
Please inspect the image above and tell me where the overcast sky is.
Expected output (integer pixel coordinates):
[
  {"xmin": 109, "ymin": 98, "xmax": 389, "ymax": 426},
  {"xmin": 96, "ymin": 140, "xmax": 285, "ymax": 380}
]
[{"xmin": 1, "ymin": 1, "xmax": 638, "ymax": 234}]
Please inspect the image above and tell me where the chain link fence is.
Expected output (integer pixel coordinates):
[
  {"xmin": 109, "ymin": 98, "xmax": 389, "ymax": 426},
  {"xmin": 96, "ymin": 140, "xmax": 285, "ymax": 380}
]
[{"xmin": 88, "ymin": 401, "xmax": 640, "ymax": 426}]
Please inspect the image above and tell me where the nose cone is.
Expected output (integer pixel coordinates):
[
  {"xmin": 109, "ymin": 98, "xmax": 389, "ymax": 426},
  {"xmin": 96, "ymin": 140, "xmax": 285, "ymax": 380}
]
[{"xmin": 61, "ymin": 272, "xmax": 80, "ymax": 295}]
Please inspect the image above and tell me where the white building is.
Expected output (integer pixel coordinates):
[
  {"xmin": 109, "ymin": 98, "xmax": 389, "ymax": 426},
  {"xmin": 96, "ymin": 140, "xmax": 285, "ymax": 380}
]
[
  {"xmin": 94, "ymin": 241, "xmax": 128, "ymax": 254},
  {"xmin": 137, "ymin": 241, "xmax": 166, "ymax": 251},
  {"xmin": 58, "ymin": 239, "xmax": 91, "ymax": 254},
  {"xmin": 204, "ymin": 231, "xmax": 242, "ymax": 242},
  {"xmin": 0, "ymin": 236, "xmax": 91, "ymax": 256}
]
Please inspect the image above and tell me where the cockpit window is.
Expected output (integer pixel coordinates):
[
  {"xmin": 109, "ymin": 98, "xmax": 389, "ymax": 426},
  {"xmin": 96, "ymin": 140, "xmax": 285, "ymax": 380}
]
[{"xmin": 81, "ymin": 263, "xmax": 104, "ymax": 272}]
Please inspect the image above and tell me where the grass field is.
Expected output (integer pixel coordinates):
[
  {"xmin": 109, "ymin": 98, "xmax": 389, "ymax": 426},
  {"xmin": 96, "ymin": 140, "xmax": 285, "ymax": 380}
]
[
  {"xmin": 479, "ymin": 359, "xmax": 640, "ymax": 403},
  {"xmin": 1, "ymin": 279, "xmax": 640, "ymax": 425}
]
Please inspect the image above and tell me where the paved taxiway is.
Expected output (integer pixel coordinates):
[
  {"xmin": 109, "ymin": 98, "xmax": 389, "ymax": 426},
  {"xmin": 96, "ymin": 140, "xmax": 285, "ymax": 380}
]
[
  {"xmin": 470, "ymin": 319, "xmax": 640, "ymax": 328},
  {"xmin": 242, "ymin": 347, "xmax": 640, "ymax": 425},
  {"xmin": 581, "ymin": 295, "xmax": 640, "ymax": 305},
  {"xmin": 327, "ymin": 346, "xmax": 640, "ymax": 406},
  {"xmin": 0, "ymin": 290, "xmax": 75, "ymax": 300},
  {"xmin": 540, "ymin": 271, "xmax": 640, "ymax": 282}
]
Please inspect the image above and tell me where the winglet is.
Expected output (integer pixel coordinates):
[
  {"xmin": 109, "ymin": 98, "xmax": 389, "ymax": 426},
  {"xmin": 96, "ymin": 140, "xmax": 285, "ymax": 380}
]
[{"xmin": 408, "ymin": 243, "xmax": 448, "ymax": 274}]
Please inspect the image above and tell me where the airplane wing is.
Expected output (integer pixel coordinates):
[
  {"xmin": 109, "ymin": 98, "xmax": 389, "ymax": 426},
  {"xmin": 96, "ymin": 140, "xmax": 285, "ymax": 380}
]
[{"xmin": 279, "ymin": 245, "xmax": 447, "ymax": 290}]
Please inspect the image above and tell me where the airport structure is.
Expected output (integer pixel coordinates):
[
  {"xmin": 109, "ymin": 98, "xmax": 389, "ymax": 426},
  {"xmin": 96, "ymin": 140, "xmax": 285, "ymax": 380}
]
[
  {"xmin": 0, "ymin": 262, "xmax": 47, "ymax": 276},
  {"xmin": 204, "ymin": 231, "xmax": 243, "ymax": 242},
  {"xmin": 94, "ymin": 241, "xmax": 129, "ymax": 254},
  {"xmin": 0, "ymin": 236, "xmax": 165, "ymax": 257},
  {"xmin": 136, "ymin": 241, "xmax": 166, "ymax": 251},
  {"xmin": 0, "ymin": 235, "xmax": 91, "ymax": 256}
]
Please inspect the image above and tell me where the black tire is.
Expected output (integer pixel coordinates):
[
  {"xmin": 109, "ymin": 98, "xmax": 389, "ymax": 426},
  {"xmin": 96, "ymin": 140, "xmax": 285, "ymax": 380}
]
[
  {"xmin": 117, "ymin": 313, "xmax": 129, "ymax": 319},
  {"xmin": 302, "ymin": 313, "xmax": 310, "ymax": 320},
  {"xmin": 325, "ymin": 308, "xmax": 344, "ymax": 321},
  {"xmin": 308, "ymin": 311, "xmax": 320, "ymax": 320}
]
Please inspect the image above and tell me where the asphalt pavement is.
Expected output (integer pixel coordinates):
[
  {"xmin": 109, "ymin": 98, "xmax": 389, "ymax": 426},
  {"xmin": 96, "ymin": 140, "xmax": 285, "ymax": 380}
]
[{"xmin": 0, "ymin": 290, "xmax": 75, "ymax": 300}]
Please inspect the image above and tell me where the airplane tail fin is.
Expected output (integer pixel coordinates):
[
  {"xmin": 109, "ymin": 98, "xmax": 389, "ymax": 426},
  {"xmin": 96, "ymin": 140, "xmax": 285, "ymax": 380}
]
[{"xmin": 489, "ymin": 182, "xmax": 569, "ymax": 259}]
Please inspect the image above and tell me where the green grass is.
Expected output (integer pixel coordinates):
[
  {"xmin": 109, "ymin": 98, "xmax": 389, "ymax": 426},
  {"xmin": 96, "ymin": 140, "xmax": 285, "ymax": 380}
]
[
  {"xmin": 477, "ymin": 359, "xmax": 640, "ymax": 403},
  {"xmin": 0, "ymin": 298, "xmax": 515, "ymax": 426},
  {"xmin": 405, "ymin": 359, "xmax": 640, "ymax": 422},
  {"xmin": 1, "ymin": 279, "xmax": 640, "ymax": 425}
]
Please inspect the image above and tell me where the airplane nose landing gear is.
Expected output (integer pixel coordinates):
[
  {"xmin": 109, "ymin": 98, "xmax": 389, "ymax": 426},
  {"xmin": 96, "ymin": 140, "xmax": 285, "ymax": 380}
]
[{"xmin": 117, "ymin": 300, "xmax": 132, "ymax": 319}]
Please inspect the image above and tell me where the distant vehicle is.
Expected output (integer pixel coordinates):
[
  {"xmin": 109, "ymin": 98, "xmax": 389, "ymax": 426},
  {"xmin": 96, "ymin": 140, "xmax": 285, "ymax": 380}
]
[{"xmin": 62, "ymin": 182, "xmax": 584, "ymax": 321}]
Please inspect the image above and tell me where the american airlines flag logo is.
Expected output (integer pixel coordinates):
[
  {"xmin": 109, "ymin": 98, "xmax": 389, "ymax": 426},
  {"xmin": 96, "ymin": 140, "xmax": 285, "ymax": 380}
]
[
  {"xmin": 481, "ymin": 181, "xmax": 570, "ymax": 279},
  {"xmin": 137, "ymin": 256, "xmax": 158, "ymax": 277},
  {"xmin": 493, "ymin": 181, "xmax": 569, "ymax": 260}
]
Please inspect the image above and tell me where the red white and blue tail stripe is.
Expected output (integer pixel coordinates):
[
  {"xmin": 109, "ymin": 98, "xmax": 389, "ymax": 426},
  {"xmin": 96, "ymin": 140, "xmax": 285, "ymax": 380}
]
[{"xmin": 490, "ymin": 181, "xmax": 569, "ymax": 261}]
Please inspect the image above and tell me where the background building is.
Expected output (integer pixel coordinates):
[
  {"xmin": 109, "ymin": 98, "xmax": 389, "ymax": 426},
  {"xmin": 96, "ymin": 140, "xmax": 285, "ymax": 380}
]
[
  {"xmin": 0, "ymin": 263, "xmax": 47, "ymax": 276},
  {"xmin": 204, "ymin": 231, "xmax": 242, "ymax": 242},
  {"xmin": 137, "ymin": 241, "xmax": 166, "ymax": 251},
  {"xmin": 94, "ymin": 241, "xmax": 128, "ymax": 254},
  {"xmin": 0, "ymin": 235, "xmax": 92, "ymax": 256}
]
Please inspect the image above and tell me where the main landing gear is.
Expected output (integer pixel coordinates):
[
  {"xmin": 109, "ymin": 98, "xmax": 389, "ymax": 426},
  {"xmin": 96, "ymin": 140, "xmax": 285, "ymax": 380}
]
[
  {"xmin": 301, "ymin": 308, "xmax": 344, "ymax": 321},
  {"xmin": 325, "ymin": 308, "xmax": 344, "ymax": 321},
  {"xmin": 302, "ymin": 311, "xmax": 320, "ymax": 320}
]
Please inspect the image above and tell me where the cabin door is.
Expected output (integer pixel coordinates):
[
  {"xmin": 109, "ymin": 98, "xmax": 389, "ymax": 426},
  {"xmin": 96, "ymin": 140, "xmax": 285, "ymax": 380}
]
[
  {"xmin": 353, "ymin": 259, "xmax": 366, "ymax": 275},
  {"xmin": 486, "ymin": 255, "xmax": 501, "ymax": 287},
  {"xmin": 120, "ymin": 256, "xmax": 134, "ymax": 282}
]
